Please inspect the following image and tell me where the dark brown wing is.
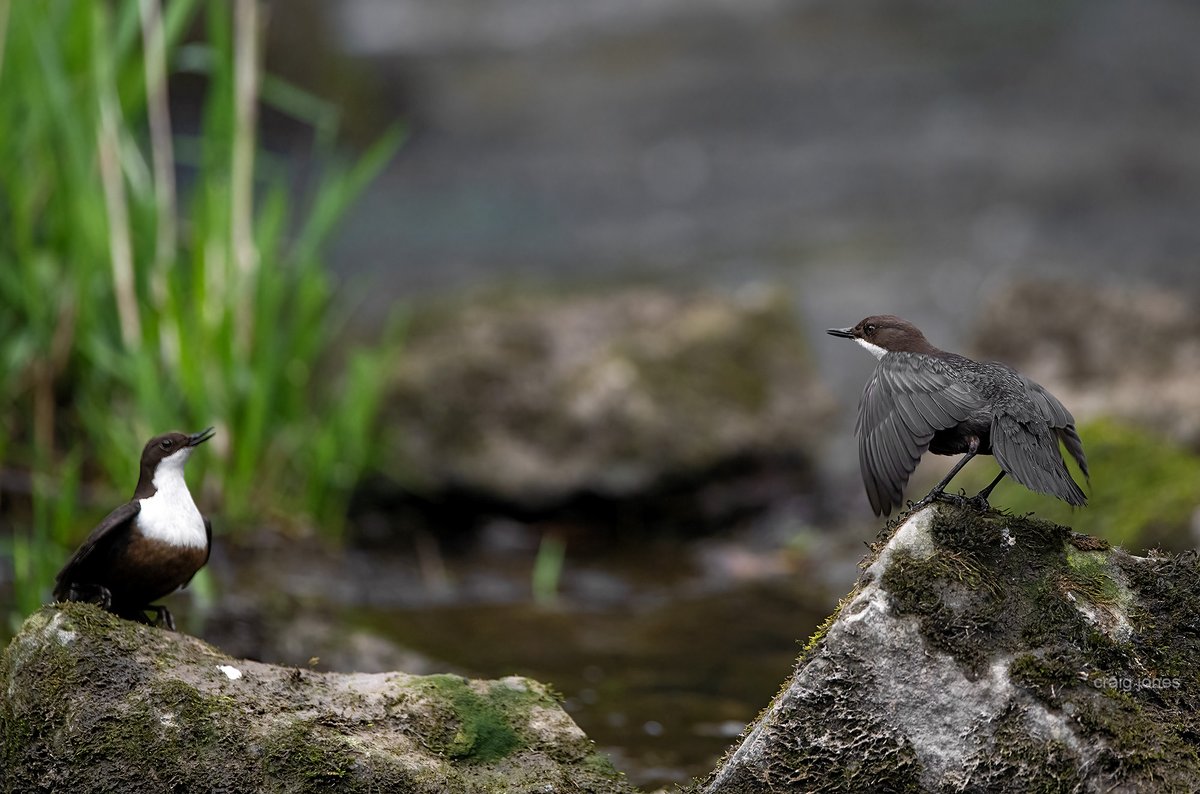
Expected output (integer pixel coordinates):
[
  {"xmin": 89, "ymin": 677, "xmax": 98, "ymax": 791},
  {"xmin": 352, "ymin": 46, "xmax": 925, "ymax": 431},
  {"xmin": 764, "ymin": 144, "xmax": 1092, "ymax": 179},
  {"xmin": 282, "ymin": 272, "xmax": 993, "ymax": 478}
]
[
  {"xmin": 857, "ymin": 354, "xmax": 981, "ymax": 516},
  {"xmin": 52, "ymin": 502, "xmax": 140, "ymax": 600}
]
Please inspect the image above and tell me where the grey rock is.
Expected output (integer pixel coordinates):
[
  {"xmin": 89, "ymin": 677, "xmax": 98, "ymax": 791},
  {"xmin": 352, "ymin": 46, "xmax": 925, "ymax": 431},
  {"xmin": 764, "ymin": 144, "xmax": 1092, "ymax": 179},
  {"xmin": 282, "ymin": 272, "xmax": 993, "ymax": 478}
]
[
  {"xmin": 700, "ymin": 504, "xmax": 1200, "ymax": 793},
  {"xmin": 0, "ymin": 603, "xmax": 633, "ymax": 794},
  {"xmin": 383, "ymin": 285, "xmax": 834, "ymax": 508}
]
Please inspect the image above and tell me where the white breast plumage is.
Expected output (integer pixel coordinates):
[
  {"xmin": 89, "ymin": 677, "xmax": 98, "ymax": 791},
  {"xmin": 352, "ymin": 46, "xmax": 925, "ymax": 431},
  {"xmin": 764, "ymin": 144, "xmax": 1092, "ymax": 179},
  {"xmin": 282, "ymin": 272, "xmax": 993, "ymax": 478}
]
[{"xmin": 136, "ymin": 449, "xmax": 208, "ymax": 549}]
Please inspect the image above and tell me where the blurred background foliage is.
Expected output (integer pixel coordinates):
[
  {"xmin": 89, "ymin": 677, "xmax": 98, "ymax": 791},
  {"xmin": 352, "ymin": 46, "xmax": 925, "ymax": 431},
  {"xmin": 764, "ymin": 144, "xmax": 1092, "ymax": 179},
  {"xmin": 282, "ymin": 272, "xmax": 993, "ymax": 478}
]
[{"xmin": 0, "ymin": 0, "xmax": 400, "ymax": 630}]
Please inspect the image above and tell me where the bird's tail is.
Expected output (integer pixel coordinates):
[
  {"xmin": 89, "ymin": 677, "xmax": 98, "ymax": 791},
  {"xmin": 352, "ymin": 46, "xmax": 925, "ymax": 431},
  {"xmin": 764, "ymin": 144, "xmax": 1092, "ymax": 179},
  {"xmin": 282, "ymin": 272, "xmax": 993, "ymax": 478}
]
[
  {"xmin": 991, "ymin": 415, "xmax": 1088, "ymax": 506},
  {"xmin": 1056, "ymin": 424, "xmax": 1089, "ymax": 483}
]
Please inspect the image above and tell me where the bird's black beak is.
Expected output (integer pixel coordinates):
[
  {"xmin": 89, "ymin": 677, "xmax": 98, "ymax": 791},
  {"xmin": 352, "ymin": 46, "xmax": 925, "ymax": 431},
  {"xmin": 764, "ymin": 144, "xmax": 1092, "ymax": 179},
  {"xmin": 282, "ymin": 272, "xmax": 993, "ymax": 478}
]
[
  {"xmin": 187, "ymin": 427, "xmax": 216, "ymax": 447},
  {"xmin": 826, "ymin": 327, "xmax": 856, "ymax": 339}
]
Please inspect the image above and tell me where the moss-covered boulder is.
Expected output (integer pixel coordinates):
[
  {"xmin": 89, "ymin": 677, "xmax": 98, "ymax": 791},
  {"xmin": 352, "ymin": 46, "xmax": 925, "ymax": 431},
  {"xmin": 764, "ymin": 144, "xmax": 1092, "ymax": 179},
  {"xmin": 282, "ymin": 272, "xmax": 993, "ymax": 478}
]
[
  {"xmin": 699, "ymin": 504, "xmax": 1200, "ymax": 793},
  {"xmin": 1, "ymin": 603, "xmax": 633, "ymax": 794},
  {"xmin": 380, "ymin": 285, "xmax": 834, "ymax": 509}
]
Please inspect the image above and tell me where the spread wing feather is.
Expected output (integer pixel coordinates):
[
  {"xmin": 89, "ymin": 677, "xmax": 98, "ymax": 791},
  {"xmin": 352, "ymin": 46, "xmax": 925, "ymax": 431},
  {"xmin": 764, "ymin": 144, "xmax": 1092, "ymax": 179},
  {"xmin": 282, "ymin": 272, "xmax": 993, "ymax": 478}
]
[
  {"xmin": 1021, "ymin": 375, "xmax": 1089, "ymax": 480},
  {"xmin": 856, "ymin": 354, "xmax": 982, "ymax": 516},
  {"xmin": 52, "ymin": 501, "xmax": 140, "ymax": 600},
  {"xmin": 991, "ymin": 376, "xmax": 1088, "ymax": 505}
]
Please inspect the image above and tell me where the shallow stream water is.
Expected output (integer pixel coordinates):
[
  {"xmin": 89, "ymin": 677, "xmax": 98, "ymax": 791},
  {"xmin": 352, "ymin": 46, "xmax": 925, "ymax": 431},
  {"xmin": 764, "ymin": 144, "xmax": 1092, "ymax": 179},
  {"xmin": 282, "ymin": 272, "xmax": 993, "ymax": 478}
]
[
  {"xmin": 207, "ymin": 506, "xmax": 858, "ymax": 789},
  {"xmin": 362, "ymin": 580, "xmax": 830, "ymax": 788}
]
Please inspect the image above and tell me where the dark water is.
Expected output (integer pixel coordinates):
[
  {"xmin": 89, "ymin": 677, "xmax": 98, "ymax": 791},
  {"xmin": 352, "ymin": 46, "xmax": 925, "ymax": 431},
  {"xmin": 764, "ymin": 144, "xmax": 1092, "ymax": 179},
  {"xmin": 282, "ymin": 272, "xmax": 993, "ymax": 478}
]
[{"xmin": 359, "ymin": 579, "xmax": 830, "ymax": 788}]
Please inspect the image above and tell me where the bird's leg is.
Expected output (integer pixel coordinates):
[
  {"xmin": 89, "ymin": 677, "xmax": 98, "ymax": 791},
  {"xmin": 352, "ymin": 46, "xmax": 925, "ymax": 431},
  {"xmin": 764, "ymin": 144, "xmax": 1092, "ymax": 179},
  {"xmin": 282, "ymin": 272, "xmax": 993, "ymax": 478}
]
[
  {"xmin": 969, "ymin": 471, "xmax": 1007, "ymax": 511},
  {"xmin": 148, "ymin": 605, "xmax": 176, "ymax": 632},
  {"xmin": 66, "ymin": 582, "xmax": 113, "ymax": 611},
  {"xmin": 914, "ymin": 440, "xmax": 980, "ymax": 509}
]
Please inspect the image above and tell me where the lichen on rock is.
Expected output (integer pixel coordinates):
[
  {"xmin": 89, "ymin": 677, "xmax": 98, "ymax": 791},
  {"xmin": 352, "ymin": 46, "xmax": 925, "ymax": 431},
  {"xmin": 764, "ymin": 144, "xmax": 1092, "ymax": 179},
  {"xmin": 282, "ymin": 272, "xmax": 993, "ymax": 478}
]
[
  {"xmin": 0, "ymin": 602, "xmax": 633, "ymax": 794},
  {"xmin": 699, "ymin": 504, "xmax": 1200, "ymax": 793}
]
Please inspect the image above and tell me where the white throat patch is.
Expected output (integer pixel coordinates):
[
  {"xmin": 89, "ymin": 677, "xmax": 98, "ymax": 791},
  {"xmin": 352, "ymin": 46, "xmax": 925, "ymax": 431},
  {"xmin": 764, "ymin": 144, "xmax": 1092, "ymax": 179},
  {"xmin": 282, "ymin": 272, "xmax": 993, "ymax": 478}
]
[
  {"xmin": 136, "ymin": 448, "xmax": 207, "ymax": 549},
  {"xmin": 854, "ymin": 337, "xmax": 888, "ymax": 360}
]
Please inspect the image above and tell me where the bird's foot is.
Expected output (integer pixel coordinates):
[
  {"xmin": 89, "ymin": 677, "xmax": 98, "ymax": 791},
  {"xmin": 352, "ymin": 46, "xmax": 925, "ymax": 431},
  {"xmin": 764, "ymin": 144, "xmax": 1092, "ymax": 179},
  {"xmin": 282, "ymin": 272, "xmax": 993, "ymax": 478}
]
[
  {"xmin": 914, "ymin": 489, "xmax": 969, "ymax": 510},
  {"xmin": 66, "ymin": 583, "xmax": 113, "ymax": 611},
  {"xmin": 966, "ymin": 493, "xmax": 993, "ymax": 512},
  {"xmin": 148, "ymin": 605, "xmax": 176, "ymax": 632},
  {"xmin": 125, "ymin": 605, "xmax": 176, "ymax": 631}
]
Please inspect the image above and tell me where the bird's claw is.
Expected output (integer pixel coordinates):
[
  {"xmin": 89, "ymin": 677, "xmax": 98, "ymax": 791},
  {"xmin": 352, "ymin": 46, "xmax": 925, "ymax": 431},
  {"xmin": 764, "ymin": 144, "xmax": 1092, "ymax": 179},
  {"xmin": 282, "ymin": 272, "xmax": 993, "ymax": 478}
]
[
  {"xmin": 913, "ymin": 488, "xmax": 995, "ymax": 513},
  {"xmin": 966, "ymin": 494, "xmax": 992, "ymax": 512},
  {"xmin": 67, "ymin": 583, "xmax": 113, "ymax": 610},
  {"xmin": 916, "ymin": 490, "xmax": 967, "ymax": 508},
  {"xmin": 128, "ymin": 604, "xmax": 176, "ymax": 631},
  {"xmin": 936, "ymin": 492, "xmax": 969, "ymax": 508},
  {"xmin": 149, "ymin": 605, "xmax": 176, "ymax": 632}
]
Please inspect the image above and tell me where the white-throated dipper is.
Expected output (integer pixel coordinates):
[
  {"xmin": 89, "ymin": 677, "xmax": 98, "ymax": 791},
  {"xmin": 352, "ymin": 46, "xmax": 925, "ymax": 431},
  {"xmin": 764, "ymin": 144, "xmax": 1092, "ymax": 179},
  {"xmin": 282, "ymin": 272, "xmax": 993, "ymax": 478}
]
[
  {"xmin": 827, "ymin": 316, "xmax": 1088, "ymax": 516},
  {"xmin": 53, "ymin": 427, "xmax": 215, "ymax": 630}
]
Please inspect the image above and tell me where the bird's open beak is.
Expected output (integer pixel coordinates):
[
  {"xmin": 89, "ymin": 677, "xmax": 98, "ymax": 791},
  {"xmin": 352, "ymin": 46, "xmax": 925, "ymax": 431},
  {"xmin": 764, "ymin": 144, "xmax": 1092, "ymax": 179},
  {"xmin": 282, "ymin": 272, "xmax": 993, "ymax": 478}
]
[
  {"xmin": 826, "ymin": 327, "xmax": 856, "ymax": 339},
  {"xmin": 187, "ymin": 427, "xmax": 216, "ymax": 447}
]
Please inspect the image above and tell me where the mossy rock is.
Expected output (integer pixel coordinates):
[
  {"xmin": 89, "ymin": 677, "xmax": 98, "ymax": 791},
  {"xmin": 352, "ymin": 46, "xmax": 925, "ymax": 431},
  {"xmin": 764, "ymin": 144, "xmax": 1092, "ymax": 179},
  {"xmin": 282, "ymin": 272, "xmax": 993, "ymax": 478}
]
[
  {"xmin": 0, "ymin": 603, "xmax": 633, "ymax": 794},
  {"xmin": 379, "ymin": 285, "xmax": 834, "ymax": 508},
  {"xmin": 698, "ymin": 504, "xmax": 1200, "ymax": 793}
]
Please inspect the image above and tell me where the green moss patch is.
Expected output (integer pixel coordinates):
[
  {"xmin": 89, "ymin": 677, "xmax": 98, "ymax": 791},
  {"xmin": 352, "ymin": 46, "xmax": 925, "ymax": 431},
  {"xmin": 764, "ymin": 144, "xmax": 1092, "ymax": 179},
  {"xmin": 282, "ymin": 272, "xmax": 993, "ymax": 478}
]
[
  {"xmin": 417, "ymin": 674, "xmax": 528, "ymax": 763},
  {"xmin": 1061, "ymin": 548, "xmax": 1129, "ymax": 620},
  {"xmin": 263, "ymin": 718, "xmax": 358, "ymax": 784},
  {"xmin": 964, "ymin": 703, "xmax": 1084, "ymax": 792},
  {"xmin": 1008, "ymin": 652, "xmax": 1080, "ymax": 707}
]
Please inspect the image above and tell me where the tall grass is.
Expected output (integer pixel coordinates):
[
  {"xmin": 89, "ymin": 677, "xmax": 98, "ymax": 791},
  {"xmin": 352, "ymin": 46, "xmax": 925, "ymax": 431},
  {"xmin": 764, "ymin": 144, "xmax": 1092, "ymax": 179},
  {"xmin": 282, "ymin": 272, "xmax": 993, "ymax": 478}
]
[{"xmin": 0, "ymin": 0, "xmax": 402, "ymax": 631}]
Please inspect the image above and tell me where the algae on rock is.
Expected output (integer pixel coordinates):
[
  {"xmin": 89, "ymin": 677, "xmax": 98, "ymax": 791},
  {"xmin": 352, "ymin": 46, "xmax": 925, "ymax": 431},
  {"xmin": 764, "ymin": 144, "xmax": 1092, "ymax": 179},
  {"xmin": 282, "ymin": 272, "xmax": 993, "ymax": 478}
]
[
  {"xmin": 0, "ymin": 603, "xmax": 633, "ymax": 794},
  {"xmin": 699, "ymin": 504, "xmax": 1200, "ymax": 793}
]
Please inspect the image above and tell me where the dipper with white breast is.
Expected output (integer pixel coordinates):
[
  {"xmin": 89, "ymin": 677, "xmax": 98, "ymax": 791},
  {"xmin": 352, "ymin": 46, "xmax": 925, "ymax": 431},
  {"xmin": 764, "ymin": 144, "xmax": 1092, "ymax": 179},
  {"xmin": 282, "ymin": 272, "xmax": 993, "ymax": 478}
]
[
  {"xmin": 54, "ymin": 427, "xmax": 215, "ymax": 630},
  {"xmin": 827, "ymin": 316, "xmax": 1088, "ymax": 516}
]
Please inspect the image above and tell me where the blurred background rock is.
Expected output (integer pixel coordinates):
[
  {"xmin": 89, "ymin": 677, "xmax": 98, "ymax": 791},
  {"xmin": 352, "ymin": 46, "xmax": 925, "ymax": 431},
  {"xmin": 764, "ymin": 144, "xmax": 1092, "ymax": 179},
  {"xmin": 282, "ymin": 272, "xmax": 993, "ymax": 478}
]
[{"xmin": 5, "ymin": 0, "xmax": 1200, "ymax": 788}]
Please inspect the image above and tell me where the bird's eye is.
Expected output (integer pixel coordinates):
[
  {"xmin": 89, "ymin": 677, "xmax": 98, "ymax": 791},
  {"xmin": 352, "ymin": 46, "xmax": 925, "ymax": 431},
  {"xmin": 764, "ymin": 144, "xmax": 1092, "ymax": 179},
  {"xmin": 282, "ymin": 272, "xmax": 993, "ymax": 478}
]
[
  {"xmin": 160, "ymin": 439, "xmax": 173, "ymax": 450},
  {"xmin": 865, "ymin": 324, "xmax": 877, "ymax": 335}
]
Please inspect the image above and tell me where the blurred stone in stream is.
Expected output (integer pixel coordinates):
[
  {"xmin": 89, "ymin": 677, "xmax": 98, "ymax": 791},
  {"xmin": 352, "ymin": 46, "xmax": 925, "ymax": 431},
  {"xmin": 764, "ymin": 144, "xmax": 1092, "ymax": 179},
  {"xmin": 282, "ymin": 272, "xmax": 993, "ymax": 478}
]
[
  {"xmin": 376, "ymin": 285, "xmax": 834, "ymax": 513},
  {"xmin": 972, "ymin": 280, "xmax": 1200, "ymax": 447}
]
